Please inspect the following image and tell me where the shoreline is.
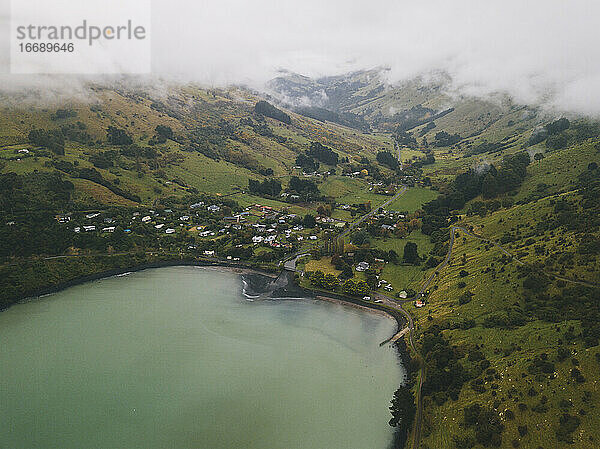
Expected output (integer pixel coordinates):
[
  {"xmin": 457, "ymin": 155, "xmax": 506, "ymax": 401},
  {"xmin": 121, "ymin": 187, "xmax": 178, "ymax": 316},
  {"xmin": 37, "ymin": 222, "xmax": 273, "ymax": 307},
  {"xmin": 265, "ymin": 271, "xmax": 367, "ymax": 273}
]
[
  {"xmin": 7, "ymin": 259, "xmax": 277, "ymax": 310},
  {"xmin": 8, "ymin": 259, "xmax": 406, "ymax": 345}
]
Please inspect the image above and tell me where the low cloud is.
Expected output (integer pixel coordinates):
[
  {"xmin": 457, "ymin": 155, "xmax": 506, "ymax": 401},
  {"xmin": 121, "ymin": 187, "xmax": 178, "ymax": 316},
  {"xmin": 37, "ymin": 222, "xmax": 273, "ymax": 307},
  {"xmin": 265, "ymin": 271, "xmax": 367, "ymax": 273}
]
[{"xmin": 1, "ymin": 0, "xmax": 599, "ymax": 115}]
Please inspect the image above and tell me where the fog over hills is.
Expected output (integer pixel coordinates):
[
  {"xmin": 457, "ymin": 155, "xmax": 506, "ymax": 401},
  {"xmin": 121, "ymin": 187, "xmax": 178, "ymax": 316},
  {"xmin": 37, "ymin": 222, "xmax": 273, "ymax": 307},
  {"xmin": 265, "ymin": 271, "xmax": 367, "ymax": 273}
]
[{"xmin": 1, "ymin": 0, "xmax": 600, "ymax": 115}]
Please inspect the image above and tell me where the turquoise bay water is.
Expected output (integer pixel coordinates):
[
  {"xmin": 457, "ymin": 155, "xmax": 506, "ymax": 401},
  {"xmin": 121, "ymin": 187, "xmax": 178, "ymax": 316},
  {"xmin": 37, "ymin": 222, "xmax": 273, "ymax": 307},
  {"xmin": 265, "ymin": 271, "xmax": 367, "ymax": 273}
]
[{"xmin": 0, "ymin": 267, "xmax": 404, "ymax": 449}]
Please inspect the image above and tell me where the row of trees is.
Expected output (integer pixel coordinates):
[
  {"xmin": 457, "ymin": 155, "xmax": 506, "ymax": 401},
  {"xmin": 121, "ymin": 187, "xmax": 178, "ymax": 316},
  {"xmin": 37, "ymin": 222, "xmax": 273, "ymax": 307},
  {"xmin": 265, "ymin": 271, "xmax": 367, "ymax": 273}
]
[
  {"xmin": 248, "ymin": 178, "xmax": 282, "ymax": 197},
  {"xmin": 287, "ymin": 176, "xmax": 321, "ymax": 201},
  {"xmin": 307, "ymin": 142, "xmax": 339, "ymax": 165},
  {"xmin": 308, "ymin": 270, "xmax": 370, "ymax": 296}
]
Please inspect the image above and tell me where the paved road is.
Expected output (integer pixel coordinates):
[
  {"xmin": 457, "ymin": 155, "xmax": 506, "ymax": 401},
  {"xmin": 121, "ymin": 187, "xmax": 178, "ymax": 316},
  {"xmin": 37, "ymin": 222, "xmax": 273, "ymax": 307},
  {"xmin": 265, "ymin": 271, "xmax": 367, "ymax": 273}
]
[{"xmin": 282, "ymin": 252, "xmax": 310, "ymax": 272}]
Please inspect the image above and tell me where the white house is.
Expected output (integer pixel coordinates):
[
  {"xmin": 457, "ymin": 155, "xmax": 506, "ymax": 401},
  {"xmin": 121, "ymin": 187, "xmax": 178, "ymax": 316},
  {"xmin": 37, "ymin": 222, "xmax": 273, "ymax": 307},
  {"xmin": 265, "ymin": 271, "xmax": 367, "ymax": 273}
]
[
  {"xmin": 165, "ymin": 228, "xmax": 176, "ymax": 234},
  {"xmin": 356, "ymin": 261, "xmax": 370, "ymax": 272},
  {"xmin": 83, "ymin": 225, "xmax": 96, "ymax": 232},
  {"xmin": 252, "ymin": 236, "xmax": 264, "ymax": 243}
]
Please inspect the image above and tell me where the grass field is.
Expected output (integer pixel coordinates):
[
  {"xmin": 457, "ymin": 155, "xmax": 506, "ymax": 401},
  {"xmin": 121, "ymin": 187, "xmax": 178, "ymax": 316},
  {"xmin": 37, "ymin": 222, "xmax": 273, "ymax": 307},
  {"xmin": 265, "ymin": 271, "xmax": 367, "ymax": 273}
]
[
  {"xmin": 373, "ymin": 230, "xmax": 436, "ymax": 292},
  {"xmin": 304, "ymin": 257, "xmax": 342, "ymax": 276},
  {"xmin": 321, "ymin": 176, "xmax": 392, "ymax": 206},
  {"xmin": 387, "ymin": 187, "xmax": 439, "ymax": 213}
]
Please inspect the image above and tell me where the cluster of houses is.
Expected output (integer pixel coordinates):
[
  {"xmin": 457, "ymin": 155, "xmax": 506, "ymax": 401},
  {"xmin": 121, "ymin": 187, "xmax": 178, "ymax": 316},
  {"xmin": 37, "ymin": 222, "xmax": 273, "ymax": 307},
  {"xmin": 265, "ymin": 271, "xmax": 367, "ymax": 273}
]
[{"xmin": 53, "ymin": 200, "xmax": 336, "ymax": 256}]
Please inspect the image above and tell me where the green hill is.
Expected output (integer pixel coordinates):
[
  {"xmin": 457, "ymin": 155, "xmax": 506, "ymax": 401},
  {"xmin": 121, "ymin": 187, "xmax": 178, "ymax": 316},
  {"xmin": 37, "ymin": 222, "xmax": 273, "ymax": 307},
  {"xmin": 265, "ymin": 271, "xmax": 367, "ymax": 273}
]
[
  {"xmin": 1, "ymin": 76, "xmax": 600, "ymax": 449},
  {"xmin": 0, "ymin": 84, "xmax": 392, "ymax": 207}
]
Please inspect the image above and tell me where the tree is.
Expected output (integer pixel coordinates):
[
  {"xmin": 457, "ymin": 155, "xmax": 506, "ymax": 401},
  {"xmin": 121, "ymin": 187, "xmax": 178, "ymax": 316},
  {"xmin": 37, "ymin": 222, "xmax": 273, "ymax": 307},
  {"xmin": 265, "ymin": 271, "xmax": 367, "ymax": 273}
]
[
  {"xmin": 366, "ymin": 272, "xmax": 378, "ymax": 289},
  {"xmin": 388, "ymin": 385, "xmax": 416, "ymax": 448},
  {"xmin": 403, "ymin": 242, "xmax": 419, "ymax": 264},
  {"xmin": 545, "ymin": 117, "xmax": 570, "ymax": 135},
  {"xmin": 254, "ymin": 100, "xmax": 291, "ymax": 124},
  {"xmin": 303, "ymin": 214, "xmax": 316, "ymax": 228},
  {"xmin": 295, "ymin": 154, "xmax": 319, "ymax": 172},
  {"xmin": 307, "ymin": 142, "xmax": 339, "ymax": 165},
  {"xmin": 288, "ymin": 176, "xmax": 321, "ymax": 201},
  {"xmin": 481, "ymin": 173, "xmax": 499, "ymax": 199},
  {"xmin": 28, "ymin": 129, "xmax": 65, "ymax": 155},
  {"xmin": 341, "ymin": 279, "xmax": 370, "ymax": 296},
  {"xmin": 546, "ymin": 133, "xmax": 568, "ymax": 150},
  {"xmin": 107, "ymin": 126, "xmax": 133, "ymax": 145},
  {"xmin": 352, "ymin": 230, "xmax": 369, "ymax": 246},
  {"xmin": 155, "ymin": 125, "xmax": 173, "ymax": 140},
  {"xmin": 376, "ymin": 151, "xmax": 399, "ymax": 169},
  {"xmin": 248, "ymin": 178, "xmax": 282, "ymax": 197}
]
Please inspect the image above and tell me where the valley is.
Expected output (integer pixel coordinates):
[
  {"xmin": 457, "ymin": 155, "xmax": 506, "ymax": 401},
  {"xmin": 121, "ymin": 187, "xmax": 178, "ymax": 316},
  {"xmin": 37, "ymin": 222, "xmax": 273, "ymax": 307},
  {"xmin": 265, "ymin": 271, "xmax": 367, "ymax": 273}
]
[{"xmin": 1, "ymin": 71, "xmax": 600, "ymax": 449}]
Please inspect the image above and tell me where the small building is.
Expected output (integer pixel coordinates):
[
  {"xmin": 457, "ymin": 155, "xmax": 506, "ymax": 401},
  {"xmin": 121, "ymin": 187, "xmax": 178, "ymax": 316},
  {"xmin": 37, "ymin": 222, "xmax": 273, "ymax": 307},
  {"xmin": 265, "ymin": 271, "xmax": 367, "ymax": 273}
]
[
  {"xmin": 102, "ymin": 226, "xmax": 116, "ymax": 233},
  {"xmin": 83, "ymin": 225, "xmax": 96, "ymax": 232},
  {"xmin": 165, "ymin": 228, "xmax": 176, "ymax": 234},
  {"xmin": 356, "ymin": 261, "xmax": 370, "ymax": 272}
]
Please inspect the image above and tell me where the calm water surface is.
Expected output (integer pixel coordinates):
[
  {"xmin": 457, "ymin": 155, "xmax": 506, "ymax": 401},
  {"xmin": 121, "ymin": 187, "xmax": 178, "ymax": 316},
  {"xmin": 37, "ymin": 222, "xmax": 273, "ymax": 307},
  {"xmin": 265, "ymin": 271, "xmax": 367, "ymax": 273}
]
[{"xmin": 0, "ymin": 267, "xmax": 404, "ymax": 449}]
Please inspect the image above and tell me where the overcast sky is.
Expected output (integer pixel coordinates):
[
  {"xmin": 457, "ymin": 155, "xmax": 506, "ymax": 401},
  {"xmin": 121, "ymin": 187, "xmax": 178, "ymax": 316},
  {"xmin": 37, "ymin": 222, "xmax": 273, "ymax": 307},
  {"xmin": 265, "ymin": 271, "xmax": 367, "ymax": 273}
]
[{"xmin": 1, "ymin": 0, "xmax": 600, "ymax": 115}]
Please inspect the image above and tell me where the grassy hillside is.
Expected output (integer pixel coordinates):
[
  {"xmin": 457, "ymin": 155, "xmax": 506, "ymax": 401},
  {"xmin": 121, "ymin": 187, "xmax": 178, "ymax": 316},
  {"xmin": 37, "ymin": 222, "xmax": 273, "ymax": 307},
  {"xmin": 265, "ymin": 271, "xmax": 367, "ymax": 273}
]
[
  {"xmin": 409, "ymin": 138, "xmax": 600, "ymax": 449},
  {"xmin": 0, "ymin": 84, "xmax": 391, "ymax": 209}
]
